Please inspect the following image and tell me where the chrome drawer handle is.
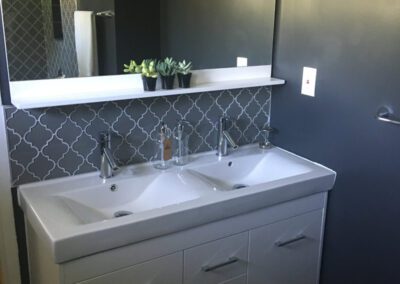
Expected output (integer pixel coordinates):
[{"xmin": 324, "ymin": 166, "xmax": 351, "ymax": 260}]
[
  {"xmin": 202, "ymin": 257, "xmax": 239, "ymax": 272},
  {"xmin": 275, "ymin": 234, "xmax": 306, "ymax": 247}
]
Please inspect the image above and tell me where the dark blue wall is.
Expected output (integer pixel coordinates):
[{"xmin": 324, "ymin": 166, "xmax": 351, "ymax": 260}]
[{"xmin": 272, "ymin": 0, "xmax": 400, "ymax": 283}]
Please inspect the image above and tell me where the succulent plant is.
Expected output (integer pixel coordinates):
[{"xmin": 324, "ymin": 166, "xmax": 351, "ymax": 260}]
[
  {"xmin": 123, "ymin": 60, "xmax": 142, "ymax": 74},
  {"xmin": 141, "ymin": 59, "xmax": 158, "ymax": 78},
  {"xmin": 157, "ymin": 57, "xmax": 177, "ymax": 77},
  {"xmin": 176, "ymin": 60, "xmax": 193, "ymax": 75}
]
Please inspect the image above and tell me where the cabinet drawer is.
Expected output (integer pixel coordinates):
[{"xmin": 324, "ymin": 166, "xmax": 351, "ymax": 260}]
[
  {"xmin": 78, "ymin": 252, "xmax": 182, "ymax": 284},
  {"xmin": 221, "ymin": 274, "xmax": 247, "ymax": 284},
  {"xmin": 184, "ymin": 232, "xmax": 248, "ymax": 284},
  {"xmin": 248, "ymin": 209, "xmax": 324, "ymax": 284}
]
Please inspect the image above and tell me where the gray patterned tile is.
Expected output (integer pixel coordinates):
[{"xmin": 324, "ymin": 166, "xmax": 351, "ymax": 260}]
[
  {"xmin": 42, "ymin": 137, "xmax": 69, "ymax": 161},
  {"xmin": 6, "ymin": 109, "xmax": 36, "ymax": 134},
  {"xmin": 27, "ymin": 154, "xmax": 54, "ymax": 179},
  {"xmin": 25, "ymin": 124, "xmax": 53, "ymax": 149},
  {"xmin": 6, "ymin": 87, "xmax": 272, "ymax": 186},
  {"xmin": 125, "ymin": 101, "xmax": 148, "ymax": 122},
  {"xmin": 172, "ymin": 95, "xmax": 195, "ymax": 118},
  {"xmin": 11, "ymin": 142, "xmax": 38, "ymax": 167},
  {"xmin": 56, "ymin": 121, "xmax": 82, "ymax": 144},
  {"xmin": 113, "ymin": 115, "xmax": 136, "ymax": 135},
  {"xmin": 39, "ymin": 108, "xmax": 68, "ymax": 131},
  {"xmin": 58, "ymin": 149, "xmax": 84, "ymax": 175}
]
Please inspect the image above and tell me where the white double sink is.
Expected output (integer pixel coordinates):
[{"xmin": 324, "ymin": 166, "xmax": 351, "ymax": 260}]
[{"xmin": 19, "ymin": 145, "xmax": 336, "ymax": 264}]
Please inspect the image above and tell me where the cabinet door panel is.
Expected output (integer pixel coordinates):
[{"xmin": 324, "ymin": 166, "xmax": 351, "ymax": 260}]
[
  {"xmin": 248, "ymin": 210, "xmax": 324, "ymax": 284},
  {"xmin": 78, "ymin": 252, "xmax": 182, "ymax": 284}
]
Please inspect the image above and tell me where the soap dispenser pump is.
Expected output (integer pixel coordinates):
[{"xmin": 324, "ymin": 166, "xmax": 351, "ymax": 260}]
[
  {"xmin": 173, "ymin": 120, "xmax": 190, "ymax": 166},
  {"xmin": 154, "ymin": 122, "xmax": 172, "ymax": 170}
]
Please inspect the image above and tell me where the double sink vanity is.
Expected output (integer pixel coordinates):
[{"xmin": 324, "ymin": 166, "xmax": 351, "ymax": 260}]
[
  {"xmin": 19, "ymin": 143, "xmax": 336, "ymax": 284},
  {"xmin": 0, "ymin": 0, "xmax": 337, "ymax": 283}
]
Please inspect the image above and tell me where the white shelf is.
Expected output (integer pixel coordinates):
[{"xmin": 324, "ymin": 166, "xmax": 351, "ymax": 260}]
[{"xmin": 10, "ymin": 66, "xmax": 285, "ymax": 109}]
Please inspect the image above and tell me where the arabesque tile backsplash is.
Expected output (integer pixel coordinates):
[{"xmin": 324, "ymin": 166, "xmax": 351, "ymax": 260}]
[{"xmin": 5, "ymin": 87, "xmax": 271, "ymax": 186}]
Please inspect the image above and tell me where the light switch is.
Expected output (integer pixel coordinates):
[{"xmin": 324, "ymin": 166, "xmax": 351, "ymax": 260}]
[
  {"xmin": 301, "ymin": 67, "xmax": 317, "ymax": 97},
  {"xmin": 237, "ymin": 57, "xmax": 248, "ymax": 67}
]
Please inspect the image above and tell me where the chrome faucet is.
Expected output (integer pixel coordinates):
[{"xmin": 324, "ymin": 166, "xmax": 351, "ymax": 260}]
[
  {"xmin": 217, "ymin": 116, "xmax": 239, "ymax": 157},
  {"xmin": 99, "ymin": 132, "xmax": 119, "ymax": 179}
]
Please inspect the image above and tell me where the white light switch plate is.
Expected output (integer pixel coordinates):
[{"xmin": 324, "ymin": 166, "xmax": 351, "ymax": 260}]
[
  {"xmin": 237, "ymin": 57, "xmax": 248, "ymax": 67},
  {"xmin": 301, "ymin": 67, "xmax": 317, "ymax": 97}
]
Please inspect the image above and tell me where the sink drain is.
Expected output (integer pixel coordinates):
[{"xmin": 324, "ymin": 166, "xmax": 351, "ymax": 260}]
[
  {"xmin": 232, "ymin": 184, "xmax": 249, "ymax": 190},
  {"xmin": 114, "ymin": 211, "xmax": 133, "ymax": 218}
]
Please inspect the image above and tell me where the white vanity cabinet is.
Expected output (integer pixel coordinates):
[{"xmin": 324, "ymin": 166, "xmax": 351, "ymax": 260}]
[
  {"xmin": 248, "ymin": 210, "xmax": 324, "ymax": 284},
  {"xmin": 73, "ymin": 232, "xmax": 249, "ymax": 284},
  {"xmin": 27, "ymin": 193, "xmax": 328, "ymax": 284}
]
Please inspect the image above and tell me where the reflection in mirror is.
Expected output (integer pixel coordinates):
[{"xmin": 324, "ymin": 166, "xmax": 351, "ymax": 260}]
[{"xmin": 2, "ymin": 0, "xmax": 275, "ymax": 81}]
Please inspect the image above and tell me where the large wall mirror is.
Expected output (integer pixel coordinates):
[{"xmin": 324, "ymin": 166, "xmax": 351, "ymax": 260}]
[{"xmin": 2, "ymin": 0, "xmax": 276, "ymax": 82}]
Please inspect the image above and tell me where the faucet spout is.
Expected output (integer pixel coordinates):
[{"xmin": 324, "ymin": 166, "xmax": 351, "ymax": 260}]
[
  {"xmin": 217, "ymin": 116, "xmax": 239, "ymax": 157},
  {"xmin": 103, "ymin": 148, "xmax": 119, "ymax": 171},
  {"xmin": 223, "ymin": 130, "xmax": 239, "ymax": 150},
  {"xmin": 99, "ymin": 132, "xmax": 119, "ymax": 179}
]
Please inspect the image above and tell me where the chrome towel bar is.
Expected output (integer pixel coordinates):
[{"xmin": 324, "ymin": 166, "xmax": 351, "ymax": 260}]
[
  {"xmin": 376, "ymin": 106, "xmax": 400, "ymax": 126},
  {"xmin": 96, "ymin": 10, "xmax": 115, "ymax": 18}
]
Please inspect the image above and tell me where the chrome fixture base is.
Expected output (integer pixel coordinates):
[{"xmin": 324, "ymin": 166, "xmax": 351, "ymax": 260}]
[{"xmin": 259, "ymin": 141, "xmax": 273, "ymax": 149}]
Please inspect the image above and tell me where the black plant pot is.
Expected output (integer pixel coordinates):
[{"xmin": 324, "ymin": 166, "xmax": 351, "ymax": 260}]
[
  {"xmin": 161, "ymin": 75, "xmax": 175, "ymax": 90},
  {"xmin": 142, "ymin": 76, "xmax": 157, "ymax": 91},
  {"xmin": 177, "ymin": 73, "xmax": 192, "ymax": 88}
]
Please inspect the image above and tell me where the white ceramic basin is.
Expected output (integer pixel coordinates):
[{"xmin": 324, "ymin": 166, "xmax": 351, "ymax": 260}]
[
  {"xmin": 189, "ymin": 151, "xmax": 312, "ymax": 190},
  {"xmin": 18, "ymin": 145, "xmax": 336, "ymax": 263},
  {"xmin": 57, "ymin": 171, "xmax": 216, "ymax": 224}
]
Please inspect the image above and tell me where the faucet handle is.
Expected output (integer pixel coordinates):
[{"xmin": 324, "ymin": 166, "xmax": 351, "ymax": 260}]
[
  {"xmin": 159, "ymin": 122, "xmax": 172, "ymax": 140},
  {"xmin": 177, "ymin": 122, "xmax": 184, "ymax": 138},
  {"xmin": 99, "ymin": 131, "xmax": 111, "ymax": 148},
  {"xmin": 261, "ymin": 126, "xmax": 274, "ymax": 134},
  {"xmin": 219, "ymin": 115, "xmax": 236, "ymax": 129},
  {"xmin": 219, "ymin": 116, "xmax": 226, "ymax": 124},
  {"xmin": 219, "ymin": 115, "xmax": 234, "ymax": 121},
  {"xmin": 99, "ymin": 131, "xmax": 110, "ymax": 138},
  {"xmin": 174, "ymin": 120, "xmax": 190, "ymax": 140}
]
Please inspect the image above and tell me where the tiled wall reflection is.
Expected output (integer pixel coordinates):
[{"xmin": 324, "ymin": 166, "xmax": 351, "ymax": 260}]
[
  {"xmin": 3, "ymin": 0, "xmax": 48, "ymax": 80},
  {"xmin": 42, "ymin": 0, "xmax": 78, "ymax": 78},
  {"xmin": 3, "ymin": 0, "xmax": 78, "ymax": 80}
]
